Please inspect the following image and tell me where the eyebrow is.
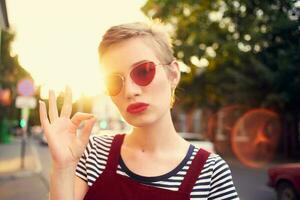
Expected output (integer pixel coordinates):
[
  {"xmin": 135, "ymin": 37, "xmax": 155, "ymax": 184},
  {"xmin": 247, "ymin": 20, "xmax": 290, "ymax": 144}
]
[
  {"xmin": 131, "ymin": 60, "xmax": 150, "ymax": 67},
  {"xmin": 108, "ymin": 59, "xmax": 151, "ymax": 75}
]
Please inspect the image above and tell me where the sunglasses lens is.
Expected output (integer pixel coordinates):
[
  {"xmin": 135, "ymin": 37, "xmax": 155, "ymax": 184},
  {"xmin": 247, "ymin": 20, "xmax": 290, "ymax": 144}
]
[
  {"xmin": 105, "ymin": 62, "xmax": 157, "ymax": 96},
  {"xmin": 131, "ymin": 62, "xmax": 156, "ymax": 86},
  {"xmin": 105, "ymin": 75, "xmax": 123, "ymax": 96}
]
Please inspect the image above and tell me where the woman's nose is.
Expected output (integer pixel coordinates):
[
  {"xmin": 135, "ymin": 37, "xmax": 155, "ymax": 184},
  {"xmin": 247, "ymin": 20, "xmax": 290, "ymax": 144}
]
[{"xmin": 123, "ymin": 77, "xmax": 142, "ymax": 99}]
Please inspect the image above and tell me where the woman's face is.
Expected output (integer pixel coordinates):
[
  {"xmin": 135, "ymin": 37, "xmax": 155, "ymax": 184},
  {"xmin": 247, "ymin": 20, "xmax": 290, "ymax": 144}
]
[{"xmin": 101, "ymin": 38, "xmax": 174, "ymax": 127}]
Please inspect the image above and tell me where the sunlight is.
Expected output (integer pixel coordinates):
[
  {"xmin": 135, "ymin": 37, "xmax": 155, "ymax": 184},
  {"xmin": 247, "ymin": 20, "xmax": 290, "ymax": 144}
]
[{"xmin": 6, "ymin": 0, "xmax": 147, "ymax": 101}]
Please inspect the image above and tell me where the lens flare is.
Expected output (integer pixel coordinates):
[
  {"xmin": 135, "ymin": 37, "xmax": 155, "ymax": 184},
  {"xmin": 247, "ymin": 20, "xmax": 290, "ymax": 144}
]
[{"xmin": 231, "ymin": 108, "xmax": 281, "ymax": 168}]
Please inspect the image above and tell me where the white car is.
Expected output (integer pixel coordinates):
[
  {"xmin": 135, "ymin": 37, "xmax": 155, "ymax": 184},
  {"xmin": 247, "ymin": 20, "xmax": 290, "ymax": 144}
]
[{"xmin": 179, "ymin": 132, "xmax": 215, "ymax": 153}]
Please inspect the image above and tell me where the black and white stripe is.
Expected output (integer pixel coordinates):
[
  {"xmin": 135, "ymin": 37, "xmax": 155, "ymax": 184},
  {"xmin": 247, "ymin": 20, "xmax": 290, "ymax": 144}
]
[{"xmin": 76, "ymin": 135, "xmax": 239, "ymax": 200}]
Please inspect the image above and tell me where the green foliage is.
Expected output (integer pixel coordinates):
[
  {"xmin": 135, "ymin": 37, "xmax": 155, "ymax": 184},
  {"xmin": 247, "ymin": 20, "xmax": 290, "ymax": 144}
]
[
  {"xmin": 142, "ymin": 0, "xmax": 300, "ymax": 112},
  {"xmin": 0, "ymin": 29, "xmax": 32, "ymax": 120}
]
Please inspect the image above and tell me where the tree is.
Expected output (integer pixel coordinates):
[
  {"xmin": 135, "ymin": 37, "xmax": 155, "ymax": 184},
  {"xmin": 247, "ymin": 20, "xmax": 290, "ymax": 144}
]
[
  {"xmin": 142, "ymin": 0, "xmax": 300, "ymax": 112},
  {"xmin": 0, "ymin": 30, "xmax": 32, "ymax": 121},
  {"xmin": 142, "ymin": 0, "xmax": 300, "ymax": 157}
]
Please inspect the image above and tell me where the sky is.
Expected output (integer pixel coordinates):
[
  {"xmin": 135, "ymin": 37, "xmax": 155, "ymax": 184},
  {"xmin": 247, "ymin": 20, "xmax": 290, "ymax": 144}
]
[{"xmin": 6, "ymin": 0, "xmax": 147, "ymax": 100}]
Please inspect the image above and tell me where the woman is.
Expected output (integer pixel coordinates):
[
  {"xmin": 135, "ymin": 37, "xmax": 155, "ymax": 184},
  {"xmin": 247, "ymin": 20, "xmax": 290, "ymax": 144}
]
[{"xmin": 39, "ymin": 21, "xmax": 239, "ymax": 200}]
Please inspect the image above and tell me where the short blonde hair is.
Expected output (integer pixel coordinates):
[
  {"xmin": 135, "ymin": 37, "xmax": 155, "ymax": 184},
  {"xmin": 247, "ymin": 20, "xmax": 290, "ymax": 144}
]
[{"xmin": 98, "ymin": 21, "xmax": 175, "ymax": 64}]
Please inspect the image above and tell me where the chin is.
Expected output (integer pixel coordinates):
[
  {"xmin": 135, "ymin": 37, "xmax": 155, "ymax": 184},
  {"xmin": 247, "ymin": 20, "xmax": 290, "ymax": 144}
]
[{"xmin": 124, "ymin": 113, "xmax": 158, "ymax": 128}]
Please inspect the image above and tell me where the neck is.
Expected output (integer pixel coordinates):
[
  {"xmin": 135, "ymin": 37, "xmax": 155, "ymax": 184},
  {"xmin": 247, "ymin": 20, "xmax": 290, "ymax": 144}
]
[{"xmin": 126, "ymin": 110, "xmax": 186, "ymax": 153}]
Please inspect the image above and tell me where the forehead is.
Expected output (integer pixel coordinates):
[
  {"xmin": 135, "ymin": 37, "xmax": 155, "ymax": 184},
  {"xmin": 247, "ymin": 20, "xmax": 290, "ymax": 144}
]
[{"xmin": 100, "ymin": 38, "xmax": 160, "ymax": 74}]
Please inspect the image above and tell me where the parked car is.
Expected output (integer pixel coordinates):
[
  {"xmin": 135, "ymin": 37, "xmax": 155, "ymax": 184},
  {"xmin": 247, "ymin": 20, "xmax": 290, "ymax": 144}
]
[
  {"xmin": 179, "ymin": 132, "xmax": 215, "ymax": 153},
  {"xmin": 267, "ymin": 163, "xmax": 300, "ymax": 200}
]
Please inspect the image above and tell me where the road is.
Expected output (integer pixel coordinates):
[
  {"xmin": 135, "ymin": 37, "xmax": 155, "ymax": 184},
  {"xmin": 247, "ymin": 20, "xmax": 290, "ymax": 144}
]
[{"xmin": 229, "ymin": 158, "xmax": 276, "ymax": 200}]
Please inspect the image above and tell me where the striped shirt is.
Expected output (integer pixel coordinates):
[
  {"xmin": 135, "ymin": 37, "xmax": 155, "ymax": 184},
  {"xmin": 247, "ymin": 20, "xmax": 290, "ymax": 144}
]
[{"xmin": 76, "ymin": 134, "xmax": 239, "ymax": 200}]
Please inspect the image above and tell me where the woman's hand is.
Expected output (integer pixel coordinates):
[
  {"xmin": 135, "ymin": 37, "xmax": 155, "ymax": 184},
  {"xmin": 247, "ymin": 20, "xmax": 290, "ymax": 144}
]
[{"xmin": 39, "ymin": 86, "xmax": 96, "ymax": 169}]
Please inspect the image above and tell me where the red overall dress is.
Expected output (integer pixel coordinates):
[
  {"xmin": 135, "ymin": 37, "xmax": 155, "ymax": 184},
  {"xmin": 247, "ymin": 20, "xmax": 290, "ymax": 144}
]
[{"xmin": 84, "ymin": 134, "xmax": 210, "ymax": 200}]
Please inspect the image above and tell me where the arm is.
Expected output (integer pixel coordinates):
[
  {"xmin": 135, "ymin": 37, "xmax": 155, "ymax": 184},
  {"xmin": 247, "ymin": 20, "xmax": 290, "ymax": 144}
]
[
  {"xmin": 208, "ymin": 156, "xmax": 239, "ymax": 200},
  {"xmin": 49, "ymin": 166, "xmax": 89, "ymax": 200},
  {"xmin": 49, "ymin": 165, "xmax": 76, "ymax": 200},
  {"xmin": 74, "ymin": 176, "xmax": 89, "ymax": 200}
]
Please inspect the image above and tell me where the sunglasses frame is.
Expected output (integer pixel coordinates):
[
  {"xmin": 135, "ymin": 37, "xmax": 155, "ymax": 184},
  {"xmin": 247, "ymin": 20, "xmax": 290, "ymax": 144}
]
[{"xmin": 104, "ymin": 61, "xmax": 173, "ymax": 96}]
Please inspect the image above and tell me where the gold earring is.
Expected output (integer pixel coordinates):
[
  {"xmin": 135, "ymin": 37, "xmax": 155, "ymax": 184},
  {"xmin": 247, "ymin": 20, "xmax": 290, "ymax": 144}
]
[{"xmin": 170, "ymin": 88, "xmax": 176, "ymax": 108}]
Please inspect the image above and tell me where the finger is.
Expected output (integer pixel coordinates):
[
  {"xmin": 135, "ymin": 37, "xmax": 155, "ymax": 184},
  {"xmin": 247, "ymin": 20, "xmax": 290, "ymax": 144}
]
[
  {"xmin": 80, "ymin": 117, "xmax": 97, "ymax": 144},
  {"xmin": 60, "ymin": 86, "xmax": 72, "ymax": 118},
  {"xmin": 48, "ymin": 90, "xmax": 59, "ymax": 123},
  {"xmin": 70, "ymin": 112, "xmax": 94, "ymax": 127},
  {"xmin": 39, "ymin": 100, "xmax": 50, "ymax": 133}
]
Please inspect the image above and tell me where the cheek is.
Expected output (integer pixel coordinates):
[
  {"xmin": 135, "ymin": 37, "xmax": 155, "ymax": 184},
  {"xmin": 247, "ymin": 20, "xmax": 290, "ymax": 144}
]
[{"xmin": 148, "ymin": 71, "xmax": 171, "ymax": 107}]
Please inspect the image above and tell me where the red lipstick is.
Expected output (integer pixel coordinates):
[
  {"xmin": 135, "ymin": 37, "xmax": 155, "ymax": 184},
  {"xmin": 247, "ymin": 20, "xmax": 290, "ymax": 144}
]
[{"xmin": 127, "ymin": 103, "xmax": 149, "ymax": 114}]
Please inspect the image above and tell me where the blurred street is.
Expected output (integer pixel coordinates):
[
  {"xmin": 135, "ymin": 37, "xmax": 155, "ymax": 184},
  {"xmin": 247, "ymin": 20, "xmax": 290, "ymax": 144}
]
[
  {"xmin": 0, "ymin": 136, "xmax": 49, "ymax": 200},
  {"xmin": 1, "ymin": 0, "xmax": 300, "ymax": 199},
  {"xmin": 0, "ymin": 135, "xmax": 279, "ymax": 200},
  {"xmin": 230, "ymin": 158, "xmax": 276, "ymax": 200}
]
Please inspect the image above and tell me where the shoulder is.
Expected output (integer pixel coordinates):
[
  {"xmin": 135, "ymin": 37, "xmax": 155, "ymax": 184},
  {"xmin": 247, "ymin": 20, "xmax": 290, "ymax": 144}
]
[
  {"xmin": 90, "ymin": 134, "xmax": 116, "ymax": 145},
  {"xmin": 206, "ymin": 152, "xmax": 234, "ymax": 179},
  {"xmin": 198, "ymin": 150, "xmax": 239, "ymax": 199},
  {"xmin": 207, "ymin": 152, "xmax": 230, "ymax": 170},
  {"xmin": 190, "ymin": 147, "xmax": 235, "ymax": 185},
  {"xmin": 191, "ymin": 147, "xmax": 227, "ymax": 172},
  {"xmin": 190, "ymin": 148, "xmax": 239, "ymax": 199},
  {"xmin": 191, "ymin": 147, "xmax": 230, "ymax": 169},
  {"xmin": 75, "ymin": 134, "xmax": 116, "ymax": 186},
  {"xmin": 82, "ymin": 134, "xmax": 115, "ymax": 160},
  {"xmin": 189, "ymin": 147, "xmax": 230, "ymax": 184},
  {"xmin": 85, "ymin": 134, "xmax": 117, "ymax": 164},
  {"xmin": 89, "ymin": 134, "xmax": 115, "ymax": 151}
]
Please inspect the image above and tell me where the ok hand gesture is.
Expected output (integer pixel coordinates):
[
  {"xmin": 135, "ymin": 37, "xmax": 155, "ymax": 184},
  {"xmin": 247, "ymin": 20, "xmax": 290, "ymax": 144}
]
[{"xmin": 39, "ymin": 87, "xmax": 96, "ymax": 169}]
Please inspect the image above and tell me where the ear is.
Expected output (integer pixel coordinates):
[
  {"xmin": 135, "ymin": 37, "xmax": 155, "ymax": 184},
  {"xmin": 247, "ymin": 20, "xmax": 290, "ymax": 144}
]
[{"xmin": 167, "ymin": 60, "xmax": 181, "ymax": 89}]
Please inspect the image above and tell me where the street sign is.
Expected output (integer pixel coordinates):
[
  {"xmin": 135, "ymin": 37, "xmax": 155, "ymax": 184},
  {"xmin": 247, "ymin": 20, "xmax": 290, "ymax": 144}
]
[
  {"xmin": 17, "ymin": 79, "xmax": 35, "ymax": 96},
  {"xmin": 15, "ymin": 80, "xmax": 35, "ymax": 170},
  {"xmin": 15, "ymin": 96, "xmax": 37, "ymax": 109}
]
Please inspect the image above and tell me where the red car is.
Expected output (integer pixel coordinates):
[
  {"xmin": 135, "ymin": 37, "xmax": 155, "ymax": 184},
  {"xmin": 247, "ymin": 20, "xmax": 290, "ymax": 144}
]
[{"xmin": 268, "ymin": 163, "xmax": 300, "ymax": 200}]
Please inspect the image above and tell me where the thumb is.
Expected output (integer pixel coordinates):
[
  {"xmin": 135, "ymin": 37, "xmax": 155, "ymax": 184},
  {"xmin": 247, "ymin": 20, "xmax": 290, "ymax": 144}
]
[
  {"xmin": 71, "ymin": 112, "xmax": 94, "ymax": 128},
  {"xmin": 80, "ymin": 117, "xmax": 97, "ymax": 144}
]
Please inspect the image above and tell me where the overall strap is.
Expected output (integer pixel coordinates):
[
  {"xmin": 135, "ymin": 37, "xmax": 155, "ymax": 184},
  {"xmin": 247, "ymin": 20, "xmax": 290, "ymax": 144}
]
[
  {"xmin": 106, "ymin": 134, "xmax": 125, "ymax": 172},
  {"xmin": 179, "ymin": 148, "xmax": 210, "ymax": 194}
]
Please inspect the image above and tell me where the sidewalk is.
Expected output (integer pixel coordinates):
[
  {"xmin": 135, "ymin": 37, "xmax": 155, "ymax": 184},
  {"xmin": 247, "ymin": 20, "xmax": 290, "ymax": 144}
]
[{"xmin": 0, "ymin": 136, "xmax": 49, "ymax": 200}]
